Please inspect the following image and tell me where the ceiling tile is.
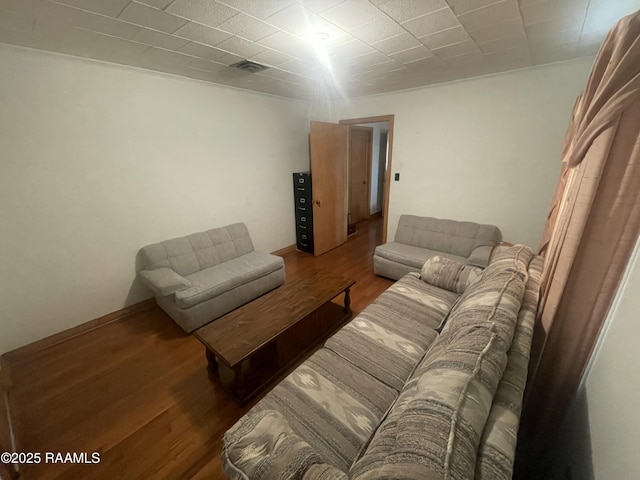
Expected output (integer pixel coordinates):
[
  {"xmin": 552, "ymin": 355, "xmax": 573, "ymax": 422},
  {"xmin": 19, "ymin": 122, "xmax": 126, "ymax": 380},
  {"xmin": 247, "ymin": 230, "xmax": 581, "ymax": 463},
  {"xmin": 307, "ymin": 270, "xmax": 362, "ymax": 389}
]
[
  {"xmin": 248, "ymin": 48, "xmax": 293, "ymax": 66},
  {"xmin": 458, "ymin": 0, "xmax": 521, "ymax": 33},
  {"xmin": 576, "ymin": 40, "xmax": 601, "ymax": 56},
  {"xmin": 180, "ymin": 55, "xmax": 226, "ymax": 72},
  {"xmin": 296, "ymin": 0, "xmax": 346, "ymax": 13},
  {"xmin": 173, "ymin": 21, "xmax": 232, "ymax": 46},
  {"xmin": 389, "ymin": 45, "xmax": 433, "ymax": 64},
  {"xmin": 377, "ymin": 0, "xmax": 448, "ymax": 23},
  {"xmin": 279, "ymin": 58, "xmax": 314, "ymax": 76},
  {"xmin": 372, "ymin": 33, "xmax": 422, "ymax": 55},
  {"xmin": 521, "ymin": 0, "xmax": 588, "ymax": 26},
  {"xmin": 41, "ymin": 1, "xmax": 142, "ymax": 39},
  {"xmin": 91, "ymin": 33, "xmax": 149, "ymax": 57},
  {"xmin": 479, "ymin": 32, "xmax": 528, "ymax": 54},
  {"xmin": 447, "ymin": 0, "xmax": 504, "ymax": 16},
  {"xmin": 132, "ymin": 27, "xmax": 190, "ymax": 50},
  {"xmin": 119, "ymin": 2, "xmax": 187, "ymax": 33},
  {"xmin": 177, "ymin": 41, "xmax": 228, "ymax": 60},
  {"xmin": 419, "ymin": 25, "xmax": 470, "ymax": 50},
  {"xmin": 215, "ymin": 51, "xmax": 244, "ymax": 65},
  {"xmin": 265, "ymin": 3, "xmax": 327, "ymax": 37},
  {"xmin": 530, "ymin": 42, "xmax": 577, "ymax": 64},
  {"xmin": 579, "ymin": 28, "xmax": 608, "ymax": 46},
  {"xmin": 328, "ymin": 38, "xmax": 375, "ymax": 60},
  {"xmin": 52, "ymin": 0, "xmax": 131, "ymax": 18},
  {"xmin": 217, "ymin": 0, "xmax": 296, "ymax": 19},
  {"xmin": 258, "ymin": 30, "xmax": 314, "ymax": 59},
  {"xmin": 0, "ymin": 0, "xmax": 47, "ymax": 15},
  {"xmin": 136, "ymin": 0, "xmax": 174, "ymax": 9},
  {"xmin": 402, "ymin": 8, "xmax": 460, "ymax": 38},
  {"xmin": 320, "ymin": 0, "xmax": 388, "ymax": 30},
  {"xmin": 350, "ymin": 49, "xmax": 391, "ymax": 66},
  {"xmin": 468, "ymin": 18, "xmax": 525, "ymax": 44},
  {"xmin": 525, "ymin": 19, "xmax": 581, "ymax": 46},
  {"xmin": 218, "ymin": 13, "xmax": 277, "ymax": 41},
  {"xmin": 486, "ymin": 45, "xmax": 532, "ymax": 67},
  {"xmin": 432, "ymin": 39, "xmax": 481, "ymax": 59},
  {"xmin": 32, "ymin": 20, "xmax": 100, "ymax": 57},
  {"xmin": 0, "ymin": 7, "xmax": 35, "ymax": 33},
  {"xmin": 349, "ymin": 17, "xmax": 405, "ymax": 43},
  {"xmin": 166, "ymin": 0, "xmax": 238, "ymax": 28},
  {"xmin": 444, "ymin": 49, "xmax": 486, "ymax": 68},
  {"xmin": 215, "ymin": 36, "xmax": 264, "ymax": 58},
  {"xmin": 584, "ymin": 1, "xmax": 640, "ymax": 33},
  {"xmin": 141, "ymin": 45, "xmax": 194, "ymax": 64}
]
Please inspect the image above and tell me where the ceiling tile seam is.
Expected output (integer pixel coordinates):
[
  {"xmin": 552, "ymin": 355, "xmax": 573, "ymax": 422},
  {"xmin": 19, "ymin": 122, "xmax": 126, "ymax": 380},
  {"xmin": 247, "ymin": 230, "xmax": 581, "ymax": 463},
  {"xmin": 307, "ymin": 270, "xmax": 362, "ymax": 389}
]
[
  {"xmin": 449, "ymin": 0, "xmax": 506, "ymax": 17},
  {"xmin": 513, "ymin": 0, "xmax": 535, "ymax": 62},
  {"xmin": 364, "ymin": 2, "xmax": 441, "ymax": 62},
  {"xmin": 115, "ymin": 0, "xmax": 134, "ymax": 19}
]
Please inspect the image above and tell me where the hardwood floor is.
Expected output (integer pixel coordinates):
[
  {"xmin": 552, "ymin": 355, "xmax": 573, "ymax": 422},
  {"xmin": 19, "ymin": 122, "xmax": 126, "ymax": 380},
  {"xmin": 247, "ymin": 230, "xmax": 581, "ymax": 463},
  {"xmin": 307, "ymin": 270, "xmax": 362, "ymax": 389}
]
[{"xmin": 2, "ymin": 218, "xmax": 392, "ymax": 480}]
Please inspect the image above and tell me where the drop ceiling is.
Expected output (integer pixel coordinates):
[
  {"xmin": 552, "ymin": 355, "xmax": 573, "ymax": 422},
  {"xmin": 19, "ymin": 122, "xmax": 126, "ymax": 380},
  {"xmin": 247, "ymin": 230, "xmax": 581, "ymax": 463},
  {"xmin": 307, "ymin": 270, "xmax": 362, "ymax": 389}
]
[{"xmin": 1, "ymin": 0, "xmax": 639, "ymax": 101}]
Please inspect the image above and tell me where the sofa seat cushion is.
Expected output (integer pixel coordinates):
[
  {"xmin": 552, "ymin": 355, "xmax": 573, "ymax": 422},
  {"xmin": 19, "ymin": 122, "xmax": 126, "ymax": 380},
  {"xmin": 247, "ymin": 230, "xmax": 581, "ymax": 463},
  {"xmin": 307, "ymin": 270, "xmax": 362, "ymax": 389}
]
[
  {"xmin": 375, "ymin": 242, "xmax": 467, "ymax": 269},
  {"xmin": 174, "ymin": 251, "xmax": 284, "ymax": 309},
  {"xmin": 325, "ymin": 274, "xmax": 458, "ymax": 391},
  {"xmin": 250, "ymin": 348, "xmax": 398, "ymax": 472}
]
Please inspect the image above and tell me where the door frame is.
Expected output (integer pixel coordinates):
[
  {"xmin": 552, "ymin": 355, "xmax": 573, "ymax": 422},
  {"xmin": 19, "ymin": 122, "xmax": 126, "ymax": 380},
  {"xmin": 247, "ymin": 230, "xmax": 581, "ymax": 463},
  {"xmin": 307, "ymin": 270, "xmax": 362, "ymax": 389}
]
[{"xmin": 339, "ymin": 115, "xmax": 394, "ymax": 243}]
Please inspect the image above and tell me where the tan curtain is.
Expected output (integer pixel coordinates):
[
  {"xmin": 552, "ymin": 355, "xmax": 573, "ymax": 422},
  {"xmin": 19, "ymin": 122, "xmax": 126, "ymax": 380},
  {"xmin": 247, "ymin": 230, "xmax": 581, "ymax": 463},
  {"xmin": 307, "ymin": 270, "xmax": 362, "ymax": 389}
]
[{"xmin": 522, "ymin": 10, "xmax": 640, "ymax": 456}]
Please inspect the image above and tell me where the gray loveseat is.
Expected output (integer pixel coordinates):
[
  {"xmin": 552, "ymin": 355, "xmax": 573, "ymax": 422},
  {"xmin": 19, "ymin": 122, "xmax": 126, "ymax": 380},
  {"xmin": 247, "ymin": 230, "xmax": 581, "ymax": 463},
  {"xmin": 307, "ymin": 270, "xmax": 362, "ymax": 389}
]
[
  {"xmin": 138, "ymin": 223, "xmax": 285, "ymax": 332},
  {"xmin": 374, "ymin": 214, "xmax": 502, "ymax": 280},
  {"xmin": 222, "ymin": 245, "xmax": 542, "ymax": 480}
]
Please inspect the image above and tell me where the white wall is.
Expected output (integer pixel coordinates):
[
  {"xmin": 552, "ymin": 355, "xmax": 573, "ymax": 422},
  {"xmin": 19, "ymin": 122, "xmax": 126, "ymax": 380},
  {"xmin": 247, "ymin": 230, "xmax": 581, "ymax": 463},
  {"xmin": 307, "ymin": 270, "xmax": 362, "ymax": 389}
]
[
  {"xmin": 543, "ymin": 237, "xmax": 640, "ymax": 480},
  {"xmin": 583, "ymin": 237, "xmax": 640, "ymax": 480},
  {"xmin": 332, "ymin": 58, "xmax": 594, "ymax": 246},
  {"xmin": 0, "ymin": 44, "xmax": 311, "ymax": 355}
]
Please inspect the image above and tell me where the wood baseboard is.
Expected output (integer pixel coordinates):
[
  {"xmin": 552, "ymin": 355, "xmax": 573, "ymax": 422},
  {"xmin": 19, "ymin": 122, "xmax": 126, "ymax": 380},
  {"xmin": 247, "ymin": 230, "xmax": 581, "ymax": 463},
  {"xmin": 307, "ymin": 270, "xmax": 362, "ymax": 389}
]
[
  {"xmin": 271, "ymin": 244, "xmax": 296, "ymax": 256},
  {"xmin": 1, "ymin": 299, "xmax": 156, "ymax": 363}
]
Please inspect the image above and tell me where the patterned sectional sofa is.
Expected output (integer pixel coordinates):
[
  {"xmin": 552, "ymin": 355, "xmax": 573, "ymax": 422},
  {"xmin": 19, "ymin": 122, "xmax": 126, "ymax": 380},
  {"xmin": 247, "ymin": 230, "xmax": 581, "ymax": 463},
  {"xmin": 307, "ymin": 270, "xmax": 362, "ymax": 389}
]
[{"xmin": 222, "ymin": 245, "xmax": 543, "ymax": 480}]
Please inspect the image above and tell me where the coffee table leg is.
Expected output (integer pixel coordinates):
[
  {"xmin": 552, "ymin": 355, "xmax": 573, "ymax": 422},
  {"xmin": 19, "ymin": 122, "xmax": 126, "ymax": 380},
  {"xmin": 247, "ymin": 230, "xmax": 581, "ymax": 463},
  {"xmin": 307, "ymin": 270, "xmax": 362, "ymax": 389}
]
[
  {"xmin": 205, "ymin": 349, "xmax": 219, "ymax": 374},
  {"xmin": 343, "ymin": 287, "xmax": 351, "ymax": 314},
  {"xmin": 233, "ymin": 363, "xmax": 248, "ymax": 400}
]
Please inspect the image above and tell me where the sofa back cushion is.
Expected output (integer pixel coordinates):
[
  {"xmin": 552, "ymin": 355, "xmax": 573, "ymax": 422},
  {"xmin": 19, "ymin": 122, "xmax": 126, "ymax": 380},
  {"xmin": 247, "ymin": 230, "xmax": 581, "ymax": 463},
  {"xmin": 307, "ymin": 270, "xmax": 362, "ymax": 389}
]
[
  {"xmin": 140, "ymin": 223, "xmax": 254, "ymax": 277},
  {"xmin": 351, "ymin": 247, "xmax": 528, "ymax": 480},
  {"xmin": 394, "ymin": 215, "xmax": 502, "ymax": 257}
]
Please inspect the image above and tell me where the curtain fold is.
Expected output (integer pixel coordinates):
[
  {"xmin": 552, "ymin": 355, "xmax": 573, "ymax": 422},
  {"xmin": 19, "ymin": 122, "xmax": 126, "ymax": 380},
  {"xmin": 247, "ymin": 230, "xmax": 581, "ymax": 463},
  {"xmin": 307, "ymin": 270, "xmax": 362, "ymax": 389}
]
[{"xmin": 521, "ymin": 10, "xmax": 640, "ymax": 461}]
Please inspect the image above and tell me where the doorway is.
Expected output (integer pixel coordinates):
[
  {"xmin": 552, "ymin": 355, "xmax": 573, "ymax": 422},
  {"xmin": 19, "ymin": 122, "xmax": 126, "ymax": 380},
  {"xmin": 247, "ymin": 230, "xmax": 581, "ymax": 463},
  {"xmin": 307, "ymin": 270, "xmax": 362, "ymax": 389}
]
[{"xmin": 340, "ymin": 115, "xmax": 394, "ymax": 245}]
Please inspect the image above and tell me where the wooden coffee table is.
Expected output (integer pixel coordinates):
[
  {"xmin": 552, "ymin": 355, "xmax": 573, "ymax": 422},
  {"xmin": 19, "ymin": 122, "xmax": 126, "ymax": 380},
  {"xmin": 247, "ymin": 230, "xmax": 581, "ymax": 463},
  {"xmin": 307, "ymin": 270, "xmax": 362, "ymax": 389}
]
[{"xmin": 194, "ymin": 270, "xmax": 355, "ymax": 404}]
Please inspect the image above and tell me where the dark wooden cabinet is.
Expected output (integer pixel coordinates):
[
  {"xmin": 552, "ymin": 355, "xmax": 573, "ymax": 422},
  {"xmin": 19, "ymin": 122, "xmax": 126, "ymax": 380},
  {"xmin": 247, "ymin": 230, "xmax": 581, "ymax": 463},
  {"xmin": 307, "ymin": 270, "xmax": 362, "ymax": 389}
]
[{"xmin": 293, "ymin": 172, "xmax": 313, "ymax": 253}]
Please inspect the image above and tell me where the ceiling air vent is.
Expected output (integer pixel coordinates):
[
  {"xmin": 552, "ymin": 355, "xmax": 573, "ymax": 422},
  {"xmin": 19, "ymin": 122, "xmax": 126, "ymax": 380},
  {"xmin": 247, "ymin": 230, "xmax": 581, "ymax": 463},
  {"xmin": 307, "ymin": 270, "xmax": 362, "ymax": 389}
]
[{"xmin": 232, "ymin": 60, "xmax": 269, "ymax": 73}]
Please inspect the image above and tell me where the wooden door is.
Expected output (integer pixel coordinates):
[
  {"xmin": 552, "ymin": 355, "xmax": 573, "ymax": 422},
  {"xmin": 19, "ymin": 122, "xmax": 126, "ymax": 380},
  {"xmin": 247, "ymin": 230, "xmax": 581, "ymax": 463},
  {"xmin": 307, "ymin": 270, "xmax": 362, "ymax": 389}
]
[
  {"xmin": 349, "ymin": 126, "xmax": 373, "ymax": 224},
  {"xmin": 309, "ymin": 121, "xmax": 349, "ymax": 256}
]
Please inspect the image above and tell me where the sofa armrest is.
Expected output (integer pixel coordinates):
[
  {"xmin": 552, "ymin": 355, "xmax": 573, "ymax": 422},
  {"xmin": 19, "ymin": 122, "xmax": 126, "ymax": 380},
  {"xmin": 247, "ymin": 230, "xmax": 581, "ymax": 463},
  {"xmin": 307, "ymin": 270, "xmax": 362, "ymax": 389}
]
[
  {"xmin": 139, "ymin": 268, "xmax": 191, "ymax": 297},
  {"xmin": 467, "ymin": 245, "xmax": 494, "ymax": 268},
  {"xmin": 421, "ymin": 256, "xmax": 483, "ymax": 294},
  {"xmin": 223, "ymin": 410, "xmax": 330, "ymax": 480}
]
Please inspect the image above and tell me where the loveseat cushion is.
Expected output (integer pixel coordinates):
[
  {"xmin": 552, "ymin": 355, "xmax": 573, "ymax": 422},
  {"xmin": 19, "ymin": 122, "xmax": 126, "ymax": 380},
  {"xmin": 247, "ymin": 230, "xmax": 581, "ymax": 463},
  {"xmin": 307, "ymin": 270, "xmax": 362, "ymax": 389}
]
[
  {"xmin": 394, "ymin": 215, "xmax": 502, "ymax": 257},
  {"xmin": 140, "ymin": 223, "xmax": 255, "ymax": 277},
  {"xmin": 375, "ymin": 242, "xmax": 467, "ymax": 269},
  {"xmin": 249, "ymin": 348, "xmax": 398, "ymax": 472},
  {"xmin": 421, "ymin": 255, "xmax": 483, "ymax": 294},
  {"xmin": 325, "ymin": 274, "xmax": 457, "ymax": 391},
  {"xmin": 174, "ymin": 251, "xmax": 284, "ymax": 309}
]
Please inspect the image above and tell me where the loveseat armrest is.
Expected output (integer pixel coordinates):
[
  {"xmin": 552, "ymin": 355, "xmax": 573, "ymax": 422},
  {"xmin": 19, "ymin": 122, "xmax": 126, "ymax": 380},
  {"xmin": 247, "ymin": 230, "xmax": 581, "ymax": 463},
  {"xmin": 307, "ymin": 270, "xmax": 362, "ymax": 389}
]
[
  {"xmin": 467, "ymin": 245, "xmax": 494, "ymax": 268},
  {"xmin": 139, "ymin": 268, "xmax": 192, "ymax": 297}
]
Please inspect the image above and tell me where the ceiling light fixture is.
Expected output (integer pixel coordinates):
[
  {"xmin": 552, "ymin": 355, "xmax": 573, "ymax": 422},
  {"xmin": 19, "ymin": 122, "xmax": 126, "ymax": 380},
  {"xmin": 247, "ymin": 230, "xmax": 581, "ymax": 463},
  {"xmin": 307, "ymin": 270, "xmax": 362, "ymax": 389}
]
[{"xmin": 313, "ymin": 32, "xmax": 330, "ymax": 43}]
